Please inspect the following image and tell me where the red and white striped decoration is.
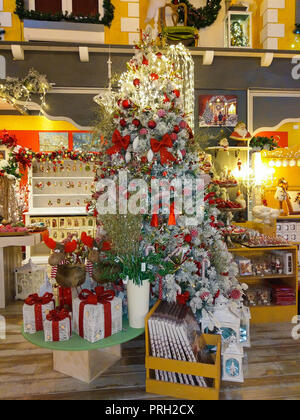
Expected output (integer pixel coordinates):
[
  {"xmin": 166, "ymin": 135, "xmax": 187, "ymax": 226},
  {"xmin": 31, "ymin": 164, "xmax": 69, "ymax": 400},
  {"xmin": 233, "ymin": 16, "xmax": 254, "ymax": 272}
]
[
  {"xmin": 51, "ymin": 265, "xmax": 58, "ymax": 280},
  {"xmin": 158, "ymin": 275, "xmax": 163, "ymax": 300},
  {"xmin": 86, "ymin": 260, "xmax": 93, "ymax": 277}
]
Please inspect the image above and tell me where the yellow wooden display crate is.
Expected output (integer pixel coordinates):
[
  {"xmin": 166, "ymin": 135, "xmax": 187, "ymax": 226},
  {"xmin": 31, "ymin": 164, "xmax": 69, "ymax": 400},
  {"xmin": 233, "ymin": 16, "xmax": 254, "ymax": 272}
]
[{"xmin": 145, "ymin": 301, "xmax": 221, "ymax": 400}]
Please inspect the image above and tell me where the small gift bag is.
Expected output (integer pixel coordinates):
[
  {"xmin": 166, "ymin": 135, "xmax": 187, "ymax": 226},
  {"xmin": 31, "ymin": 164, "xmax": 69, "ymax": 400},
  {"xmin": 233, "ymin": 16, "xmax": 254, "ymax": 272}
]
[
  {"xmin": 73, "ymin": 287, "xmax": 122, "ymax": 343},
  {"xmin": 23, "ymin": 293, "xmax": 55, "ymax": 334},
  {"xmin": 44, "ymin": 308, "xmax": 72, "ymax": 342}
]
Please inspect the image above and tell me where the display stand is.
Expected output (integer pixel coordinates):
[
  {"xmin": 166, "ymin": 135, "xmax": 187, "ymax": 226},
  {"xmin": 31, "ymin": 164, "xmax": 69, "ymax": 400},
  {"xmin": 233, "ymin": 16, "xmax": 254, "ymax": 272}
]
[
  {"xmin": 0, "ymin": 232, "xmax": 43, "ymax": 308},
  {"xmin": 22, "ymin": 318, "xmax": 144, "ymax": 383}
]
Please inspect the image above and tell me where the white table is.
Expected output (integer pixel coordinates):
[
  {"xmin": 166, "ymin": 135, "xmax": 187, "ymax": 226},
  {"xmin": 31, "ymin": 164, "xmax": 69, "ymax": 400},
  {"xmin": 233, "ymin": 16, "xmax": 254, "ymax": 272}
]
[{"xmin": 0, "ymin": 233, "xmax": 42, "ymax": 308}]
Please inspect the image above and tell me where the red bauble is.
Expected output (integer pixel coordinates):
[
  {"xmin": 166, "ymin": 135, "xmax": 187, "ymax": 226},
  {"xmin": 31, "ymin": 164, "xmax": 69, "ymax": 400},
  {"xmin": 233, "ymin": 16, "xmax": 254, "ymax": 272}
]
[
  {"xmin": 120, "ymin": 119, "xmax": 127, "ymax": 127},
  {"xmin": 132, "ymin": 118, "xmax": 141, "ymax": 127},
  {"xmin": 148, "ymin": 120, "xmax": 157, "ymax": 129},
  {"xmin": 173, "ymin": 125, "xmax": 180, "ymax": 133},
  {"xmin": 133, "ymin": 78, "xmax": 140, "ymax": 86},
  {"xmin": 141, "ymin": 156, "xmax": 147, "ymax": 163},
  {"xmin": 122, "ymin": 100, "xmax": 131, "ymax": 109}
]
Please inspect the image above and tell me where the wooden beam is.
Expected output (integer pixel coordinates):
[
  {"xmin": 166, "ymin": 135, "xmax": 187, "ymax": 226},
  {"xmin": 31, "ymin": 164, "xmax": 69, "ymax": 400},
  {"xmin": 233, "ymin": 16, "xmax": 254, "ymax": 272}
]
[
  {"xmin": 203, "ymin": 50, "xmax": 214, "ymax": 65},
  {"xmin": 11, "ymin": 44, "xmax": 24, "ymax": 60},
  {"xmin": 79, "ymin": 46, "xmax": 89, "ymax": 63},
  {"xmin": 261, "ymin": 52, "xmax": 274, "ymax": 66}
]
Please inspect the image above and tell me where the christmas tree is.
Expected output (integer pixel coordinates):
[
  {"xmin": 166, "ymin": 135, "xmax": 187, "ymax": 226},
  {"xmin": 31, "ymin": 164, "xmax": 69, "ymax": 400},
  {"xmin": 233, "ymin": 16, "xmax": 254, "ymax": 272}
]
[{"xmin": 89, "ymin": 31, "xmax": 247, "ymax": 322}]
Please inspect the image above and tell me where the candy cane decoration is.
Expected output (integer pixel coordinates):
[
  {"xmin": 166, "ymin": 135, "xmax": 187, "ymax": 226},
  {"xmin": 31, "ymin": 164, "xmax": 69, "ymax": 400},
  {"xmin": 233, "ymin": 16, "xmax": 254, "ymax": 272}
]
[
  {"xmin": 86, "ymin": 260, "xmax": 93, "ymax": 277},
  {"xmin": 51, "ymin": 265, "xmax": 58, "ymax": 281}
]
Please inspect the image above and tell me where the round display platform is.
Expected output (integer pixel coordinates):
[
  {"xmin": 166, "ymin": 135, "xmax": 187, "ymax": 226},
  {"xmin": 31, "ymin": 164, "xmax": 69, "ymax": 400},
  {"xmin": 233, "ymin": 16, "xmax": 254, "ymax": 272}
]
[{"xmin": 22, "ymin": 318, "xmax": 144, "ymax": 351}]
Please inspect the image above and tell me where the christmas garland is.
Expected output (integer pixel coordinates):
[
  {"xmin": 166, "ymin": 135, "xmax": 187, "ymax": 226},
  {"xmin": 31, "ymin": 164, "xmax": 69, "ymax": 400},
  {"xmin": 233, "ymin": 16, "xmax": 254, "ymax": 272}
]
[
  {"xmin": 15, "ymin": 0, "xmax": 115, "ymax": 27},
  {"xmin": 172, "ymin": 0, "xmax": 222, "ymax": 30}
]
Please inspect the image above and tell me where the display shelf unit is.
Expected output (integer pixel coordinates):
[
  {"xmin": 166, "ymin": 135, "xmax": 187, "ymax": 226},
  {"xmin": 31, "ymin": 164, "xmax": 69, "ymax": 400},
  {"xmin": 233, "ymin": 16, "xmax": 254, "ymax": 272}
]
[
  {"xmin": 229, "ymin": 245, "xmax": 298, "ymax": 323},
  {"xmin": 25, "ymin": 159, "xmax": 97, "ymax": 265}
]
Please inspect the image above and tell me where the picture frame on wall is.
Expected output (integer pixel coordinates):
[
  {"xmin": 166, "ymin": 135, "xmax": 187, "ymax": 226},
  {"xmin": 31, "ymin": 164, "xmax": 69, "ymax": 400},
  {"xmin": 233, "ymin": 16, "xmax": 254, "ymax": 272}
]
[
  {"xmin": 39, "ymin": 132, "xmax": 69, "ymax": 152},
  {"xmin": 199, "ymin": 94, "xmax": 238, "ymax": 127},
  {"xmin": 72, "ymin": 132, "xmax": 98, "ymax": 152},
  {"xmin": 288, "ymin": 190, "xmax": 300, "ymax": 215},
  {"xmin": 0, "ymin": 149, "xmax": 6, "ymax": 161}
]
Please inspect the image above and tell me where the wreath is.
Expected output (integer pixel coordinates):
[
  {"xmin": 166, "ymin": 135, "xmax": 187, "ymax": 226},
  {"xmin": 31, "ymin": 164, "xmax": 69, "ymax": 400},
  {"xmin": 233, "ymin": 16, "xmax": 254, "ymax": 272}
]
[
  {"xmin": 15, "ymin": 0, "xmax": 114, "ymax": 27},
  {"xmin": 172, "ymin": 0, "xmax": 222, "ymax": 30}
]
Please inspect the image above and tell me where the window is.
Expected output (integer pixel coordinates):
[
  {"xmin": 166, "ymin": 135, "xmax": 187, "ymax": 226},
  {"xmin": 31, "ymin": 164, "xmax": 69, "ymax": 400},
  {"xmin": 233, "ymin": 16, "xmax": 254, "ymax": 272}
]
[
  {"xmin": 72, "ymin": 0, "xmax": 99, "ymax": 16},
  {"xmin": 35, "ymin": 0, "xmax": 62, "ymax": 14}
]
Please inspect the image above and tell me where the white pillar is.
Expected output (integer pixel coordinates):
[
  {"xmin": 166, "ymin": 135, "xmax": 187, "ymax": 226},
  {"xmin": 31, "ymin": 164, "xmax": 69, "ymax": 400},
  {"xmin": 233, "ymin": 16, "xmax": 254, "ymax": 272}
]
[
  {"xmin": 99, "ymin": 0, "xmax": 104, "ymax": 17},
  {"xmin": 62, "ymin": 0, "xmax": 72, "ymax": 14},
  {"xmin": 28, "ymin": 0, "xmax": 35, "ymax": 11}
]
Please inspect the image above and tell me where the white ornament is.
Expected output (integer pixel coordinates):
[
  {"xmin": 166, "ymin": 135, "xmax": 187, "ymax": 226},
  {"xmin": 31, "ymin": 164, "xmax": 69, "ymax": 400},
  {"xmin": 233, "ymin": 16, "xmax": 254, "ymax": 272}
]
[
  {"xmin": 177, "ymin": 150, "xmax": 183, "ymax": 160},
  {"xmin": 125, "ymin": 151, "xmax": 131, "ymax": 163},
  {"xmin": 147, "ymin": 149, "xmax": 154, "ymax": 162},
  {"xmin": 133, "ymin": 137, "xmax": 139, "ymax": 151}
]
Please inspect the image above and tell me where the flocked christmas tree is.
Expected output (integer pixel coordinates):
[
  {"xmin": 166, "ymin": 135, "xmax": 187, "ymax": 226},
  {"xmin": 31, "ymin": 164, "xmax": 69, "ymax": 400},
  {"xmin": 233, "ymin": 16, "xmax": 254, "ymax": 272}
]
[{"xmin": 88, "ymin": 31, "xmax": 247, "ymax": 322}]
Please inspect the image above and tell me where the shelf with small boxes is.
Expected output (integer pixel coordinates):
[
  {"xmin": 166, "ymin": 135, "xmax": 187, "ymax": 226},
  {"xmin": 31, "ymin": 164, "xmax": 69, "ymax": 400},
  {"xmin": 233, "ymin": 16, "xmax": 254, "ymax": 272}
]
[
  {"xmin": 25, "ymin": 159, "xmax": 97, "ymax": 265},
  {"xmin": 229, "ymin": 245, "xmax": 298, "ymax": 323}
]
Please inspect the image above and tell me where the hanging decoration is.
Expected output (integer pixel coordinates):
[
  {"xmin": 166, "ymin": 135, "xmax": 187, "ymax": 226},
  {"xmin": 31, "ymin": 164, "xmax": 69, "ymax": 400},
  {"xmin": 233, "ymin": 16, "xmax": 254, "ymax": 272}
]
[
  {"xmin": 15, "ymin": 0, "xmax": 115, "ymax": 27},
  {"xmin": 172, "ymin": 0, "xmax": 222, "ymax": 30},
  {"xmin": 0, "ymin": 68, "xmax": 51, "ymax": 115}
]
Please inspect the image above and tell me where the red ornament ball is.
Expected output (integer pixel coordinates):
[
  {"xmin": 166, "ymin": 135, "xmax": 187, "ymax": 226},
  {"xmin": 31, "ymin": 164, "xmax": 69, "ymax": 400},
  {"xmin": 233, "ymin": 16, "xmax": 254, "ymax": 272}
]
[{"xmin": 148, "ymin": 120, "xmax": 157, "ymax": 129}]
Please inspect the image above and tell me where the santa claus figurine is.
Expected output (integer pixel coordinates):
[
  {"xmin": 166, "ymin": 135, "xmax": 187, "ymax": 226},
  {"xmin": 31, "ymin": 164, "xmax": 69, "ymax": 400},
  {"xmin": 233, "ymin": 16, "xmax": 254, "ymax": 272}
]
[{"xmin": 230, "ymin": 122, "xmax": 252, "ymax": 142}]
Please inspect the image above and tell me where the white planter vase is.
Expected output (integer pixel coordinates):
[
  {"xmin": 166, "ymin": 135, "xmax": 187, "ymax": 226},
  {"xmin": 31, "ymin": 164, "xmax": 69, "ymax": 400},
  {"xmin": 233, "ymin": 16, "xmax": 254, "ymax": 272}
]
[{"xmin": 127, "ymin": 279, "xmax": 150, "ymax": 329}]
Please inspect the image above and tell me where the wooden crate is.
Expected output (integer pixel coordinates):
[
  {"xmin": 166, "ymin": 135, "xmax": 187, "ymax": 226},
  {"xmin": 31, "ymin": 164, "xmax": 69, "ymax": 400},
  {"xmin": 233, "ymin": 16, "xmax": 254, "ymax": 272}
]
[{"xmin": 145, "ymin": 301, "xmax": 221, "ymax": 400}]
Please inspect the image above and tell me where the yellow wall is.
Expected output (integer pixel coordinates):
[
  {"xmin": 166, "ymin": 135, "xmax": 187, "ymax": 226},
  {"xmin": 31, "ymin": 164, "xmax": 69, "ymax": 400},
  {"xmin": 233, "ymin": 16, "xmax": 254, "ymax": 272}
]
[
  {"xmin": 3, "ymin": 0, "xmax": 23, "ymax": 41},
  {"xmin": 2, "ymin": 0, "xmax": 300, "ymax": 50},
  {"xmin": 0, "ymin": 115, "xmax": 79, "ymax": 131},
  {"xmin": 278, "ymin": 2, "xmax": 300, "ymax": 50},
  {"xmin": 105, "ymin": 0, "xmax": 129, "ymax": 45}
]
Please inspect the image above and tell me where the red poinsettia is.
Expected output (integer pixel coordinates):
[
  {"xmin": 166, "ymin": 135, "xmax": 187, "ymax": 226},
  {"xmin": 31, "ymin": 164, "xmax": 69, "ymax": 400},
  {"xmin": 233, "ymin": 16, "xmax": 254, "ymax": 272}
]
[
  {"xmin": 176, "ymin": 291, "xmax": 190, "ymax": 305},
  {"xmin": 184, "ymin": 234, "xmax": 192, "ymax": 243},
  {"xmin": 0, "ymin": 131, "xmax": 17, "ymax": 149},
  {"xmin": 120, "ymin": 119, "xmax": 127, "ymax": 127},
  {"xmin": 173, "ymin": 125, "xmax": 180, "ymax": 133},
  {"xmin": 150, "ymin": 73, "xmax": 159, "ymax": 80},
  {"xmin": 142, "ymin": 56, "xmax": 149, "ymax": 65},
  {"xmin": 229, "ymin": 289, "xmax": 241, "ymax": 300},
  {"xmin": 173, "ymin": 89, "xmax": 180, "ymax": 98}
]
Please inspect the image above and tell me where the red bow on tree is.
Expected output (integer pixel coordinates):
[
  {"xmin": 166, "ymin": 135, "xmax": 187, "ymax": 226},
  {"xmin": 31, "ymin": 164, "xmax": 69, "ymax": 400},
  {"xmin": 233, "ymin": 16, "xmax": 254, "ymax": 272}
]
[
  {"xmin": 106, "ymin": 129, "xmax": 131, "ymax": 155},
  {"xmin": 150, "ymin": 134, "xmax": 176, "ymax": 165},
  {"xmin": 176, "ymin": 291, "xmax": 190, "ymax": 305}
]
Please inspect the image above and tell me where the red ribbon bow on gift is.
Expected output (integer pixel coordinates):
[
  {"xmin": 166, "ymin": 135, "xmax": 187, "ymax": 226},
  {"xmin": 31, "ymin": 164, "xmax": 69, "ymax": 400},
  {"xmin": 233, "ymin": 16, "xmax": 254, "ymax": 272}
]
[
  {"xmin": 46, "ymin": 308, "xmax": 70, "ymax": 322},
  {"xmin": 95, "ymin": 286, "xmax": 115, "ymax": 303},
  {"xmin": 25, "ymin": 292, "xmax": 54, "ymax": 306},
  {"xmin": 106, "ymin": 129, "xmax": 131, "ymax": 155},
  {"xmin": 25, "ymin": 293, "xmax": 54, "ymax": 332},
  {"xmin": 46, "ymin": 308, "xmax": 71, "ymax": 342},
  {"xmin": 150, "ymin": 134, "xmax": 176, "ymax": 165},
  {"xmin": 176, "ymin": 291, "xmax": 190, "ymax": 305}
]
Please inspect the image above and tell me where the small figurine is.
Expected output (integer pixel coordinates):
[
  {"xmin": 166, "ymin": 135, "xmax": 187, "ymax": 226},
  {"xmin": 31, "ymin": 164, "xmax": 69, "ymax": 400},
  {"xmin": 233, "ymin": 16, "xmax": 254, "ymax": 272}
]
[
  {"xmin": 230, "ymin": 121, "xmax": 252, "ymax": 142},
  {"xmin": 274, "ymin": 178, "xmax": 293, "ymax": 215},
  {"xmin": 235, "ymin": 190, "xmax": 246, "ymax": 209}
]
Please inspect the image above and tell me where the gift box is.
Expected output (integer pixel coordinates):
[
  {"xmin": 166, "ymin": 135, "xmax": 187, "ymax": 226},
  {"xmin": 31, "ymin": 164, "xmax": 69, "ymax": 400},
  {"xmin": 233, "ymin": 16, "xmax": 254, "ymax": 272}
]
[
  {"xmin": 23, "ymin": 293, "xmax": 55, "ymax": 334},
  {"xmin": 44, "ymin": 308, "xmax": 72, "ymax": 342},
  {"xmin": 73, "ymin": 287, "xmax": 122, "ymax": 343}
]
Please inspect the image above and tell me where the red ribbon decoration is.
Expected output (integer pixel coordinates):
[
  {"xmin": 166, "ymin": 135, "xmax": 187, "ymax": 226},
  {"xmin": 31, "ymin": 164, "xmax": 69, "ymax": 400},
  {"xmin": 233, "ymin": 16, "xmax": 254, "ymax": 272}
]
[
  {"xmin": 58, "ymin": 287, "xmax": 72, "ymax": 311},
  {"xmin": 95, "ymin": 287, "xmax": 115, "ymax": 338},
  {"xmin": 25, "ymin": 293, "xmax": 55, "ymax": 331},
  {"xmin": 78, "ymin": 288, "xmax": 115, "ymax": 339},
  {"xmin": 150, "ymin": 134, "xmax": 176, "ymax": 165},
  {"xmin": 176, "ymin": 291, "xmax": 190, "ymax": 305},
  {"xmin": 46, "ymin": 308, "xmax": 72, "ymax": 342},
  {"xmin": 106, "ymin": 129, "xmax": 131, "ymax": 155}
]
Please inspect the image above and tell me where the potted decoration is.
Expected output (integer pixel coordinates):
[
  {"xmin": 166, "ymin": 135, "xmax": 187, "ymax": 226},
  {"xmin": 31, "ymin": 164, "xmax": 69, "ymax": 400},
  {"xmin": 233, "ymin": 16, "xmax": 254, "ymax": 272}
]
[
  {"xmin": 250, "ymin": 136, "xmax": 278, "ymax": 151},
  {"xmin": 99, "ymin": 213, "xmax": 173, "ymax": 328}
]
